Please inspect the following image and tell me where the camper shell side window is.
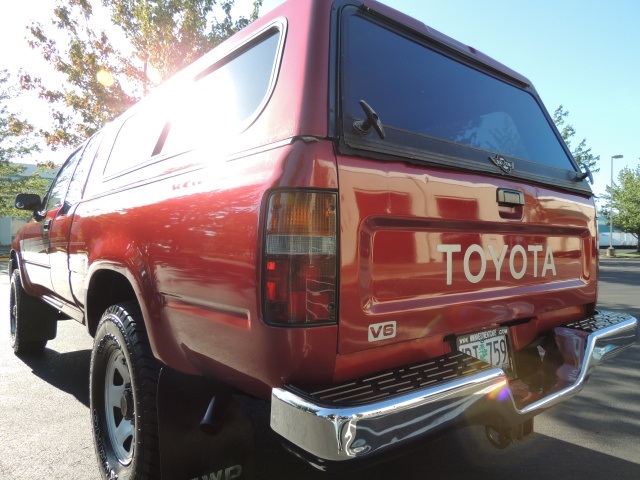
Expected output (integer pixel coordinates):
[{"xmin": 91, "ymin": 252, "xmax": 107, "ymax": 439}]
[{"xmin": 100, "ymin": 24, "xmax": 284, "ymax": 182}]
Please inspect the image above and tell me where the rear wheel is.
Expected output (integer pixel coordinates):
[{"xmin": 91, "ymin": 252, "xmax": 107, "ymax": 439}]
[
  {"xmin": 90, "ymin": 302, "xmax": 160, "ymax": 479},
  {"xmin": 9, "ymin": 269, "xmax": 54, "ymax": 355}
]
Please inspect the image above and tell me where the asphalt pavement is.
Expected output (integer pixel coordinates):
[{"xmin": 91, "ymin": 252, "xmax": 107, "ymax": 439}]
[{"xmin": 0, "ymin": 258, "xmax": 639, "ymax": 479}]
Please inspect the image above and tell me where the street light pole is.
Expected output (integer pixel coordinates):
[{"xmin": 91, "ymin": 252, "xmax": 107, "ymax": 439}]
[{"xmin": 607, "ymin": 154, "xmax": 624, "ymax": 257}]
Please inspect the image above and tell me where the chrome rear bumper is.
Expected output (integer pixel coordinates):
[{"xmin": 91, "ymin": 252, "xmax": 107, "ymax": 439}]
[{"xmin": 270, "ymin": 311, "xmax": 637, "ymax": 463}]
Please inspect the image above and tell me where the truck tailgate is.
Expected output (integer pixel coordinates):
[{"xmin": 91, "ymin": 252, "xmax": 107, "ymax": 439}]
[{"xmin": 337, "ymin": 156, "xmax": 597, "ymax": 355}]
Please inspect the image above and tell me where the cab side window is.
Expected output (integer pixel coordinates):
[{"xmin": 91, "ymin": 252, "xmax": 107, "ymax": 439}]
[
  {"xmin": 42, "ymin": 147, "xmax": 83, "ymax": 214},
  {"xmin": 64, "ymin": 131, "xmax": 103, "ymax": 211}
]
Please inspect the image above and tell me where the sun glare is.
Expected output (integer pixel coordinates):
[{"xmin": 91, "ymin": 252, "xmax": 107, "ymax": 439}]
[
  {"xmin": 158, "ymin": 67, "xmax": 239, "ymax": 155},
  {"xmin": 96, "ymin": 69, "xmax": 115, "ymax": 87},
  {"xmin": 146, "ymin": 64, "xmax": 163, "ymax": 85}
]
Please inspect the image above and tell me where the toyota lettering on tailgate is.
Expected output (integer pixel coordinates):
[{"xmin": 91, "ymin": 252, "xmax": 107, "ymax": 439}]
[{"xmin": 437, "ymin": 244, "xmax": 557, "ymax": 285}]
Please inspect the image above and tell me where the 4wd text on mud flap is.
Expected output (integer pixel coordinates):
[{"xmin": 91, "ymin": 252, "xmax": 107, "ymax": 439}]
[{"xmin": 191, "ymin": 465, "xmax": 242, "ymax": 480}]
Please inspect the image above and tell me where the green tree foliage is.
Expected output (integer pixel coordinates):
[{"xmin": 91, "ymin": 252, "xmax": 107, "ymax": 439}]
[
  {"xmin": 0, "ymin": 163, "xmax": 55, "ymax": 220},
  {"xmin": 603, "ymin": 165, "xmax": 640, "ymax": 252},
  {"xmin": 553, "ymin": 105, "xmax": 600, "ymax": 173},
  {"xmin": 0, "ymin": 71, "xmax": 40, "ymax": 162},
  {"xmin": 21, "ymin": 0, "xmax": 262, "ymax": 149},
  {"xmin": 108, "ymin": 0, "xmax": 262, "ymax": 82},
  {"xmin": 0, "ymin": 70, "xmax": 52, "ymax": 219}
]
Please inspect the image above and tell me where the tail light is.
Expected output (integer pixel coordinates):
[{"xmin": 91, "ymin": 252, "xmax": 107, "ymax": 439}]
[{"xmin": 263, "ymin": 191, "xmax": 338, "ymax": 326}]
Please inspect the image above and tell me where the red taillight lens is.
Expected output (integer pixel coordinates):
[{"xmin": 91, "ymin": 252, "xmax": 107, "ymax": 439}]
[{"xmin": 263, "ymin": 191, "xmax": 337, "ymax": 326}]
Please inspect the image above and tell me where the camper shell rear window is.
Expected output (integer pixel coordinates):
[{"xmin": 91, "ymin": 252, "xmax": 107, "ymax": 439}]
[{"xmin": 338, "ymin": 7, "xmax": 587, "ymax": 193}]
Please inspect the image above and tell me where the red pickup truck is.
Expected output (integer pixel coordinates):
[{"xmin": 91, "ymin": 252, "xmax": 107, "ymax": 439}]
[{"xmin": 9, "ymin": 0, "xmax": 637, "ymax": 478}]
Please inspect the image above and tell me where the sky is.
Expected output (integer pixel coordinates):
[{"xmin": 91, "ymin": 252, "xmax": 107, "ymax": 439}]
[{"xmin": 1, "ymin": 0, "xmax": 639, "ymax": 203}]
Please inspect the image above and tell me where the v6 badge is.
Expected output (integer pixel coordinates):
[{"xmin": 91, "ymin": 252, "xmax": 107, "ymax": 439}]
[{"xmin": 368, "ymin": 321, "xmax": 397, "ymax": 342}]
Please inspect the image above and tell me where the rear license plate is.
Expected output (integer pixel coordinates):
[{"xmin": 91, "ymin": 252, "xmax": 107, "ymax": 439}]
[{"xmin": 456, "ymin": 326, "xmax": 512, "ymax": 372}]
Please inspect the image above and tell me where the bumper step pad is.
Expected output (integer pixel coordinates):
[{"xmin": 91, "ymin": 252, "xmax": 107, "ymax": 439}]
[
  {"xmin": 566, "ymin": 310, "xmax": 636, "ymax": 332},
  {"xmin": 305, "ymin": 352, "xmax": 492, "ymax": 406}
]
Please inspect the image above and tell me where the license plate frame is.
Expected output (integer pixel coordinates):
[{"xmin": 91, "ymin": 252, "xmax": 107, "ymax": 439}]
[{"xmin": 456, "ymin": 326, "xmax": 513, "ymax": 373}]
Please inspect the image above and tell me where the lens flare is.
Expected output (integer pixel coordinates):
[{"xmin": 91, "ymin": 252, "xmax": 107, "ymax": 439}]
[
  {"xmin": 96, "ymin": 69, "xmax": 115, "ymax": 87},
  {"xmin": 487, "ymin": 386, "xmax": 511, "ymax": 402}
]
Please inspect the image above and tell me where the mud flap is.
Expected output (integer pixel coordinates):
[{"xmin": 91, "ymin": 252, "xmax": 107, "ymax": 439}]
[{"xmin": 157, "ymin": 367, "xmax": 256, "ymax": 480}]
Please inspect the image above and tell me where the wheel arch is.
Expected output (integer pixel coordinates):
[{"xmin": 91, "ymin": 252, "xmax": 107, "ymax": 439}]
[
  {"xmin": 9, "ymin": 250, "xmax": 25, "ymax": 286},
  {"xmin": 85, "ymin": 266, "xmax": 140, "ymax": 337},
  {"xmin": 8, "ymin": 251, "xmax": 18, "ymax": 275}
]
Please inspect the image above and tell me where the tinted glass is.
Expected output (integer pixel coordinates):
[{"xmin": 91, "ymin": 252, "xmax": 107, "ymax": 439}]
[
  {"xmin": 44, "ymin": 148, "xmax": 83, "ymax": 212},
  {"xmin": 344, "ymin": 16, "xmax": 573, "ymax": 169},
  {"xmin": 104, "ymin": 110, "xmax": 167, "ymax": 177},
  {"xmin": 161, "ymin": 30, "xmax": 280, "ymax": 154},
  {"xmin": 64, "ymin": 131, "xmax": 103, "ymax": 209}
]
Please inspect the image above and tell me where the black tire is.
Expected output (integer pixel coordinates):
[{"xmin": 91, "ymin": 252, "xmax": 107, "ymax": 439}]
[
  {"xmin": 90, "ymin": 302, "xmax": 161, "ymax": 479},
  {"xmin": 9, "ymin": 269, "xmax": 54, "ymax": 355}
]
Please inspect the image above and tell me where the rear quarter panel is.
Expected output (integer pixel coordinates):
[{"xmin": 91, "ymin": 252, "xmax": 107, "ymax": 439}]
[{"xmin": 71, "ymin": 141, "xmax": 340, "ymax": 398}]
